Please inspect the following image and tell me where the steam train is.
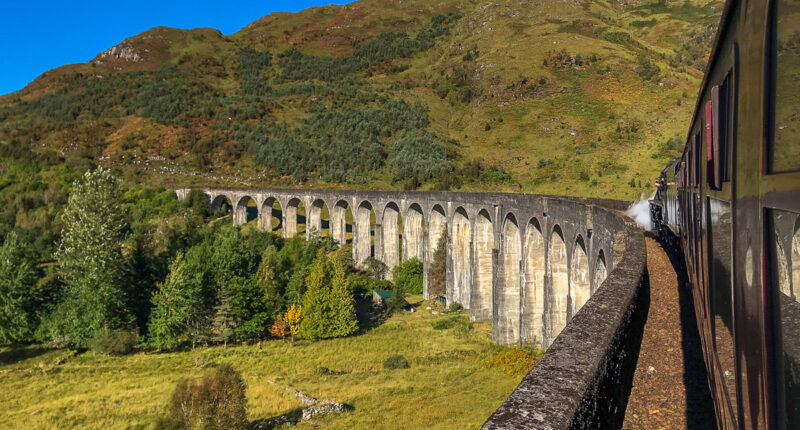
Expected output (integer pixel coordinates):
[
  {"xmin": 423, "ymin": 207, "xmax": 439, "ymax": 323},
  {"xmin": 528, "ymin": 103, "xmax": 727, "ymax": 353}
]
[{"xmin": 648, "ymin": 0, "xmax": 799, "ymax": 428}]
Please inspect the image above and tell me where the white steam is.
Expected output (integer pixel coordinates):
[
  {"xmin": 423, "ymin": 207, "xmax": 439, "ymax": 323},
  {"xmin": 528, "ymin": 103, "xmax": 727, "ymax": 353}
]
[{"xmin": 626, "ymin": 191, "xmax": 656, "ymax": 231}]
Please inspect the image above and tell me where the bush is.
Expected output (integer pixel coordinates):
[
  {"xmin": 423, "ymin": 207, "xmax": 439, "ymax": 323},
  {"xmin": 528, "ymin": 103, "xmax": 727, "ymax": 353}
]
[
  {"xmin": 89, "ymin": 329, "xmax": 139, "ymax": 355},
  {"xmin": 382, "ymin": 354, "xmax": 410, "ymax": 370},
  {"xmin": 392, "ymin": 258, "xmax": 423, "ymax": 295},
  {"xmin": 485, "ymin": 347, "xmax": 544, "ymax": 376},
  {"xmin": 161, "ymin": 364, "xmax": 248, "ymax": 430},
  {"xmin": 432, "ymin": 316, "xmax": 472, "ymax": 333},
  {"xmin": 447, "ymin": 302, "xmax": 464, "ymax": 313}
]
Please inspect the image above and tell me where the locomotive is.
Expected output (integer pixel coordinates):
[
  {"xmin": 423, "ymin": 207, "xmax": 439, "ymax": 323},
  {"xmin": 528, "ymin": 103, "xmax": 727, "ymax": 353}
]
[{"xmin": 648, "ymin": 0, "xmax": 799, "ymax": 428}]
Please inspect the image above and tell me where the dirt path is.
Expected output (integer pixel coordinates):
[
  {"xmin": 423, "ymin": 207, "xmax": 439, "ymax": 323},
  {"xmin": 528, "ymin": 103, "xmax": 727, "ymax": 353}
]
[{"xmin": 622, "ymin": 237, "xmax": 716, "ymax": 429}]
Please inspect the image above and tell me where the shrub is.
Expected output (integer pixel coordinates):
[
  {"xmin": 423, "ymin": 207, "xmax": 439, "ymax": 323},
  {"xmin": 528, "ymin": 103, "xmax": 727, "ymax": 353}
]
[
  {"xmin": 161, "ymin": 364, "xmax": 248, "ymax": 430},
  {"xmin": 383, "ymin": 354, "xmax": 410, "ymax": 370},
  {"xmin": 392, "ymin": 258, "xmax": 423, "ymax": 295},
  {"xmin": 89, "ymin": 329, "xmax": 139, "ymax": 355},
  {"xmin": 432, "ymin": 316, "xmax": 472, "ymax": 333},
  {"xmin": 447, "ymin": 302, "xmax": 464, "ymax": 313},
  {"xmin": 485, "ymin": 347, "xmax": 545, "ymax": 376}
]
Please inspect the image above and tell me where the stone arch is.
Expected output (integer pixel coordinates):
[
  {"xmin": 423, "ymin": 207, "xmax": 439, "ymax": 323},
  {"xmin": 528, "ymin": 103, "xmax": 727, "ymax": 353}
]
[
  {"xmin": 332, "ymin": 200, "xmax": 353, "ymax": 246},
  {"xmin": 594, "ymin": 250, "xmax": 608, "ymax": 293},
  {"xmin": 285, "ymin": 198, "xmax": 306, "ymax": 238},
  {"xmin": 234, "ymin": 195, "xmax": 258, "ymax": 226},
  {"xmin": 259, "ymin": 197, "xmax": 282, "ymax": 232},
  {"xmin": 210, "ymin": 194, "xmax": 232, "ymax": 216},
  {"xmin": 355, "ymin": 201, "xmax": 375, "ymax": 265},
  {"xmin": 307, "ymin": 199, "xmax": 329, "ymax": 238},
  {"xmin": 549, "ymin": 225, "xmax": 569, "ymax": 340},
  {"xmin": 382, "ymin": 202, "xmax": 402, "ymax": 272},
  {"xmin": 496, "ymin": 213, "xmax": 521, "ymax": 345},
  {"xmin": 472, "ymin": 209, "xmax": 494, "ymax": 321},
  {"xmin": 452, "ymin": 207, "xmax": 472, "ymax": 308},
  {"xmin": 523, "ymin": 217, "xmax": 545, "ymax": 346},
  {"xmin": 404, "ymin": 203, "xmax": 425, "ymax": 262},
  {"xmin": 571, "ymin": 235, "xmax": 591, "ymax": 318}
]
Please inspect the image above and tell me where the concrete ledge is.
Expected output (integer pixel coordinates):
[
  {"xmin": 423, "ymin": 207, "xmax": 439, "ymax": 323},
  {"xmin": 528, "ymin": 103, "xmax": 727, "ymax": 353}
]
[{"xmin": 483, "ymin": 216, "xmax": 647, "ymax": 429}]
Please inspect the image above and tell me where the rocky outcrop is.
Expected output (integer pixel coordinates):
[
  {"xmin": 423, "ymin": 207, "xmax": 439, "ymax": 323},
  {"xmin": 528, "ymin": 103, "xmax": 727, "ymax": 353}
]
[{"xmin": 96, "ymin": 44, "xmax": 143, "ymax": 63}]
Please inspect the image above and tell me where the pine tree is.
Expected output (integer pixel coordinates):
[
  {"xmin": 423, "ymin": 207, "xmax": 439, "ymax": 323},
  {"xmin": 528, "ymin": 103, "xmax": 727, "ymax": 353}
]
[
  {"xmin": 147, "ymin": 250, "xmax": 208, "ymax": 350},
  {"xmin": 299, "ymin": 250, "xmax": 358, "ymax": 339},
  {"xmin": 212, "ymin": 291, "xmax": 236, "ymax": 347},
  {"xmin": 0, "ymin": 231, "xmax": 39, "ymax": 345},
  {"xmin": 49, "ymin": 167, "xmax": 133, "ymax": 348},
  {"xmin": 428, "ymin": 230, "xmax": 448, "ymax": 297}
]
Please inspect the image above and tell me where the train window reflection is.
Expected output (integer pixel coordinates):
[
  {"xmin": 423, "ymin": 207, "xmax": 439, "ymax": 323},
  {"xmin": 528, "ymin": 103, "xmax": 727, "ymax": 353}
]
[
  {"xmin": 768, "ymin": 209, "xmax": 800, "ymax": 428},
  {"xmin": 708, "ymin": 198, "xmax": 736, "ymax": 412},
  {"xmin": 771, "ymin": 0, "xmax": 800, "ymax": 173}
]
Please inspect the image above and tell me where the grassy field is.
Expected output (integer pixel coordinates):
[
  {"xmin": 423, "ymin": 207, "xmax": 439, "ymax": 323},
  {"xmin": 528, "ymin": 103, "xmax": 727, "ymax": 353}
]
[{"xmin": 0, "ymin": 303, "xmax": 523, "ymax": 429}]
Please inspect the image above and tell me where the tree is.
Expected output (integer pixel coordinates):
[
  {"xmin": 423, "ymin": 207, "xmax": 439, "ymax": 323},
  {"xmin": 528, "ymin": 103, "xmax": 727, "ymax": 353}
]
[
  {"xmin": 269, "ymin": 314, "xmax": 289, "ymax": 339},
  {"xmin": 0, "ymin": 231, "xmax": 39, "ymax": 345},
  {"xmin": 298, "ymin": 250, "xmax": 358, "ymax": 339},
  {"xmin": 49, "ymin": 167, "xmax": 134, "ymax": 348},
  {"xmin": 285, "ymin": 304, "xmax": 302, "ymax": 343},
  {"xmin": 428, "ymin": 231, "xmax": 448, "ymax": 297},
  {"xmin": 147, "ymin": 249, "xmax": 210, "ymax": 350},
  {"xmin": 212, "ymin": 290, "xmax": 236, "ymax": 347},
  {"xmin": 392, "ymin": 257, "xmax": 423, "ymax": 295}
]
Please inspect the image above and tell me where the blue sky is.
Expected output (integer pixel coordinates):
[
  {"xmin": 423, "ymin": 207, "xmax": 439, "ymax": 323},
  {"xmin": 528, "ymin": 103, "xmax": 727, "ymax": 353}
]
[{"xmin": 0, "ymin": 1, "xmax": 349, "ymax": 95}]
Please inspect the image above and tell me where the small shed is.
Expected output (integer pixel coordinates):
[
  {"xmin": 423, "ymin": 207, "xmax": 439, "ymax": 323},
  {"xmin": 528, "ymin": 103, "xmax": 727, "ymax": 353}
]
[{"xmin": 373, "ymin": 289, "xmax": 394, "ymax": 306}]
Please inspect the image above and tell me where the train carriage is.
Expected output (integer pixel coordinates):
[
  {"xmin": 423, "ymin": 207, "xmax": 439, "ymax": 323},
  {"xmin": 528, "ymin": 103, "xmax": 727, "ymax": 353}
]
[{"xmin": 649, "ymin": 0, "xmax": 800, "ymax": 428}]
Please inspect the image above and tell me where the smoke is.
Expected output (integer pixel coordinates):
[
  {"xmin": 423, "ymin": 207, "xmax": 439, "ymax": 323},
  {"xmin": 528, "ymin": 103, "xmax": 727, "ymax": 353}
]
[{"xmin": 626, "ymin": 191, "xmax": 656, "ymax": 231}]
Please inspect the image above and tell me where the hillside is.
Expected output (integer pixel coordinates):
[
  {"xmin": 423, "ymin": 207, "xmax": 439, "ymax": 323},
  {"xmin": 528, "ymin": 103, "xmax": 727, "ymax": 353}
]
[{"xmin": 0, "ymin": 0, "xmax": 723, "ymax": 199}]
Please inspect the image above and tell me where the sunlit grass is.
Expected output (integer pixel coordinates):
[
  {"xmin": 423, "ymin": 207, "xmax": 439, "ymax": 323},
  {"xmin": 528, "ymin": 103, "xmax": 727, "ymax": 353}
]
[{"xmin": 0, "ymin": 315, "xmax": 521, "ymax": 429}]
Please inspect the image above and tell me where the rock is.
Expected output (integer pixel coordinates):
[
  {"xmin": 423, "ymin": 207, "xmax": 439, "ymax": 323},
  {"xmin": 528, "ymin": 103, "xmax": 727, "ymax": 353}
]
[
  {"xmin": 302, "ymin": 400, "xmax": 346, "ymax": 421},
  {"xmin": 97, "ymin": 44, "xmax": 143, "ymax": 63},
  {"xmin": 646, "ymin": 366, "xmax": 655, "ymax": 374}
]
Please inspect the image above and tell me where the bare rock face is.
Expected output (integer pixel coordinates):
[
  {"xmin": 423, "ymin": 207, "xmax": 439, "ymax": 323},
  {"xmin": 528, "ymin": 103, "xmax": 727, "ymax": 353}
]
[{"xmin": 96, "ymin": 44, "xmax": 143, "ymax": 63}]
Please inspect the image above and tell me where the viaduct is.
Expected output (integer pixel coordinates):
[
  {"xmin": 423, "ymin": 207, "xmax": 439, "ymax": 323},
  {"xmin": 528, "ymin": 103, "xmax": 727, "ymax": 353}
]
[{"xmin": 176, "ymin": 187, "xmax": 649, "ymax": 428}]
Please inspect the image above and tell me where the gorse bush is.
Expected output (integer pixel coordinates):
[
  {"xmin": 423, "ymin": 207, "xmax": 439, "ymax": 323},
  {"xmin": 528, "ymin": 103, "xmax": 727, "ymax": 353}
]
[
  {"xmin": 160, "ymin": 363, "xmax": 248, "ymax": 430},
  {"xmin": 383, "ymin": 354, "xmax": 410, "ymax": 370}
]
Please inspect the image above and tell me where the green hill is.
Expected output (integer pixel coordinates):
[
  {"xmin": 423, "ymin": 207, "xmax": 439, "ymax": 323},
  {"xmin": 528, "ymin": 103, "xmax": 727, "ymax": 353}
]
[{"xmin": 0, "ymin": 0, "xmax": 723, "ymax": 199}]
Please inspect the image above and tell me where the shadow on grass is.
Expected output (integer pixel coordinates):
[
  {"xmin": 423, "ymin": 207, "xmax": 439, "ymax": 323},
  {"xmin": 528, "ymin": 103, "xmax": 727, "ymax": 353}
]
[{"xmin": 0, "ymin": 345, "xmax": 52, "ymax": 366}]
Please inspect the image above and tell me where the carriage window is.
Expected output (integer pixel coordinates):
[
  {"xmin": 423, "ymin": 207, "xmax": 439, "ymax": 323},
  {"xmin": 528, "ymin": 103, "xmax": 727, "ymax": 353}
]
[
  {"xmin": 771, "ymin": 0, "xmax": 800, "ymax": 173},
  {"xmin": 708, "ymin": 198, "xmax": 737, "ymax": 411},
  {"xmin": 767, "ymin": 209, "xmax": 800, "ymax": 428}
]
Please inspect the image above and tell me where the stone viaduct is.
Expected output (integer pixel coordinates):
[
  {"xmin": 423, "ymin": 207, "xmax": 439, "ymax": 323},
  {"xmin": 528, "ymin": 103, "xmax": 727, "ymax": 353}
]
[
  {"xmin": 176, "ymin": 187, "xmax": 633, "ymax": 349},
  {"xmin": 176, "ymin": 187, "xmax": 649, "ymax": 427}
]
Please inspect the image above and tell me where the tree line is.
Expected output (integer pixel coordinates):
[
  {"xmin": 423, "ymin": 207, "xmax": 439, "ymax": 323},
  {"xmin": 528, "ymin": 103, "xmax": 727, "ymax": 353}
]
[{"xmin": 0, "ymin": 168, "xmax": 431, "ymax": 352}]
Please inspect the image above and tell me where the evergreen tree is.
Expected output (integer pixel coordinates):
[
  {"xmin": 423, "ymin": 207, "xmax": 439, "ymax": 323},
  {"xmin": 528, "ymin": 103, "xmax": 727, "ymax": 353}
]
[
  {"xmin": 0, "ymin": 231, "xmax": 39, "ymax": 345},
  {"xmin": 429, "ymin": 231, "xmax": 448, "ymax": 297},
  {"xmin": 298, "ymin": 250, "xmax": 358, "ymax": 339},
  {"xmin": 147, "ymin": 250, "xmax": 209, "ymax": 350},
  {"xmin": 212, "ymin": 290, "xmax": 236, "ymax": 347},
  {"xmin": 49, "ymin": 168, "xmax": 133, "ymax": 348}
]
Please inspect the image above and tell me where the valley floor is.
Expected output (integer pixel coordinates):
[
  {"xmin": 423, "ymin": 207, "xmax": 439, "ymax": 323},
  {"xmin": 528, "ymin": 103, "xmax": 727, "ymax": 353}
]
[{"xmin": 0, "ymin": 307, "xmax": 521, "ymax": 429}]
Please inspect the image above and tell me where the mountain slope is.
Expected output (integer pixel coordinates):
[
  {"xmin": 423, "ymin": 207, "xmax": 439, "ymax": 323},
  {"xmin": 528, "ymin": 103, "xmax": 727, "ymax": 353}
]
[{"xmin": 0, "ymin": 0, "xmax": 723, "ymax": 199}]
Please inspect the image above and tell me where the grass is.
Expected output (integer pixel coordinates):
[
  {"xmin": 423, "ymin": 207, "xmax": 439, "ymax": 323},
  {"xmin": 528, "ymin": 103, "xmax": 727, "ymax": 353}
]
[{"xmin": 0, "ymin": 312, "xmax": 521, "ymax": 429}]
